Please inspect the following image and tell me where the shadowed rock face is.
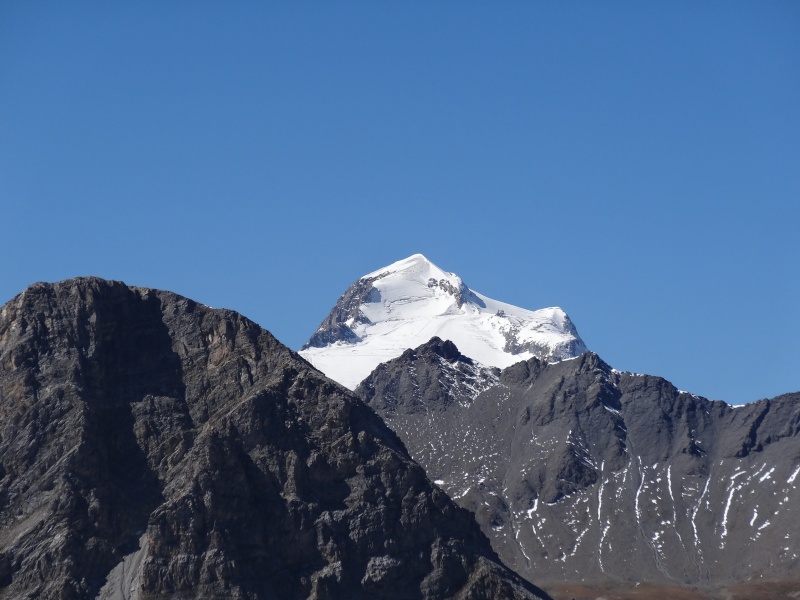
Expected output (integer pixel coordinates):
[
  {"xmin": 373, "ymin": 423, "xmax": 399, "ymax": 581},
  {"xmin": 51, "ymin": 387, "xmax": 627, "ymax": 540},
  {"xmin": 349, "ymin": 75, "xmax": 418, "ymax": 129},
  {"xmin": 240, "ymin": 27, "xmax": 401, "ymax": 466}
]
[
  {"xmin": 302, "ymin": 276, "xmax": 377, "ymax": 349},
  {"xmin": 0, "ymin": 278, "xmax": 550, "ymax": 600},
  {"xmin": 357, "ymin": 338, "xmax": 800, "ymax": 590}
]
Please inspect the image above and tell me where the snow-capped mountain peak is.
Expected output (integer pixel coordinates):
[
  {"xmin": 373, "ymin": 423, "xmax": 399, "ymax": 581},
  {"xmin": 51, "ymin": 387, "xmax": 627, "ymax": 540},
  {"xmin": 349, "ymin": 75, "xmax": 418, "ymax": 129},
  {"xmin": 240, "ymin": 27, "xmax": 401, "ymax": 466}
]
[
  {"xmin": 359, "ymin": 253, "xmax": 478, "ymax": 319},
  {"xmin": 301, "ymin": 254, "xmax": 587, "ymax": 389},
  {"xmin": 363, "ymin": 253, "xmax": 450, "ymax": 279}
]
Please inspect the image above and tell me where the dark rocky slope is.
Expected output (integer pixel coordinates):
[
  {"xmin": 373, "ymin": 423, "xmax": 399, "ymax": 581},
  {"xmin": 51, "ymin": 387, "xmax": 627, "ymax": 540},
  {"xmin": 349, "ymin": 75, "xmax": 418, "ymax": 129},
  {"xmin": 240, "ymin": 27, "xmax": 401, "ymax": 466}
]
[
  {"xmin": 0, "ymin": 279, "xmax": 550, "ymax": 600},
  {"xmin": 358, "ymin": 338, "xmax": 800, "ymax": 590}
]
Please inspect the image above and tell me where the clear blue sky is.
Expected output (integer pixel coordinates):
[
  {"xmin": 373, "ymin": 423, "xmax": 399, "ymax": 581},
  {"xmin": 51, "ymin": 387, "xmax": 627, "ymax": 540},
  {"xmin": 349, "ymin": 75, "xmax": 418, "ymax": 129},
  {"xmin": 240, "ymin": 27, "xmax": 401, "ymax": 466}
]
[{"xmin": 2, "ymin": 2, "xmax": 798, "ymax": 405}]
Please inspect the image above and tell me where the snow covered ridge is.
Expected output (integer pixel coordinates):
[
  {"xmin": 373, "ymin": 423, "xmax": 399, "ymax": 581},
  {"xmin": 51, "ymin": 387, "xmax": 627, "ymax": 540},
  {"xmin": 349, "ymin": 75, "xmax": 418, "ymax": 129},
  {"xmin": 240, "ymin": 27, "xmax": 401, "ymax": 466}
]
[{"xmin": 300, "ymin": 254, "xmax": 588, "ymax": 389}]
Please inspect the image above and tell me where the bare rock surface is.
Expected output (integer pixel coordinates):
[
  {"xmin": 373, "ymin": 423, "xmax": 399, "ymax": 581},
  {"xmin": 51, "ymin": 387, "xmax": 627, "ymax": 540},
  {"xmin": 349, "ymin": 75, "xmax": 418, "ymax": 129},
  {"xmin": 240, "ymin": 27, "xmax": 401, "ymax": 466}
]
[
  {"xmin": 358, "ymin": 338, "xmax": 800, "ymax": 593},
  {"xmin": 0, "ymin": 278, "xmax": 549, "ymax": 600}
]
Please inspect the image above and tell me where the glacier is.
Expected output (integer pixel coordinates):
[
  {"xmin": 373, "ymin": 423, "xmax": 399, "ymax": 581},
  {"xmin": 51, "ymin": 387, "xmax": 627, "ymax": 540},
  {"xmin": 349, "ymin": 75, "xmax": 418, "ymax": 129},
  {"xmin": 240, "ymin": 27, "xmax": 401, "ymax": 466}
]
[{"xmin": 300, "ymin": 254, "xmax": 587, "ymax": 389}]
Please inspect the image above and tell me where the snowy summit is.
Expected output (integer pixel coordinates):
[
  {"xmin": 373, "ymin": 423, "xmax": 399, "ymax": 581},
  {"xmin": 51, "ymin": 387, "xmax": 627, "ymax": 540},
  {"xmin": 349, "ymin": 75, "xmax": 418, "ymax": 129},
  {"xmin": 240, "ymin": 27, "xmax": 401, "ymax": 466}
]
[{"xmin": 300, "ymin": 254, "xmax": 587, "ymax": 389}]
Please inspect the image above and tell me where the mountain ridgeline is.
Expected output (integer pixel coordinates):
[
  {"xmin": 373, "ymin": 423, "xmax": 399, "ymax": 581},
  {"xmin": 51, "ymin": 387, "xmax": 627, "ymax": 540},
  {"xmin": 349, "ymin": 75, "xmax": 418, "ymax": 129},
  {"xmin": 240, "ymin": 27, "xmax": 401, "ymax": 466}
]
[
  {"xmin": 300, "ymin": 254, "xmax": 800, "ymax": 597},
  {"xmin": 2, "ymin": 255, "xmax": 798, "ymax": 600},
  {"xmin": 356, "ymin": 337, "xmax": 800, "ymax": 591},
  {"xmin": 0, "ymin": 278, "xmax": 549, "ymax": 600}
]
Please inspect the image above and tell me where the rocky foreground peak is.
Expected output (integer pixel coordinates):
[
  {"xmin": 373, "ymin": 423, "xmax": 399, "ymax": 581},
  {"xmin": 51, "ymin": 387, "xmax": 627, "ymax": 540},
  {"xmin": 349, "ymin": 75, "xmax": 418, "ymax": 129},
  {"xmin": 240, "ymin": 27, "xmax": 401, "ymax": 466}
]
[{"xmin": 0, "ymin": 278, "xmax": 549, "ymax": 600}]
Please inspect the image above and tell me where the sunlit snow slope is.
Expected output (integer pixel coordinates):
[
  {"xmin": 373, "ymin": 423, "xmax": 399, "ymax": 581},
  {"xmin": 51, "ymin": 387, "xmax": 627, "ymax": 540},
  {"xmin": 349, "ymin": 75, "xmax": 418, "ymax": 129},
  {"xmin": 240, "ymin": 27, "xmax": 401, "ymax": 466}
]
[{"xmin": 300, "ymin": 254, "xmax": 587, "ymax": 389}]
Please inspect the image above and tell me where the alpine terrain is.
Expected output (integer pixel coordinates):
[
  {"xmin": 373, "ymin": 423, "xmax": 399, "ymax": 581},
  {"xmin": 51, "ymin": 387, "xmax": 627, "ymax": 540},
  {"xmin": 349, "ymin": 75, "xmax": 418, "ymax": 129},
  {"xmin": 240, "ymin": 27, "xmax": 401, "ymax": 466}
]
[
  {"xmin": 301, "ymin": 254, "xmax": 799, "ymax": 598},
  {"xmin": 357, "ymin": 338, "xmax": 800, "ymax": 598},
  {"xmin": 0, "ymin": 278, "xmax": 550, "ymax": 600},
  {"xmin": 300, "ymin": 255, "xmax": 587, "ymax": 390}
]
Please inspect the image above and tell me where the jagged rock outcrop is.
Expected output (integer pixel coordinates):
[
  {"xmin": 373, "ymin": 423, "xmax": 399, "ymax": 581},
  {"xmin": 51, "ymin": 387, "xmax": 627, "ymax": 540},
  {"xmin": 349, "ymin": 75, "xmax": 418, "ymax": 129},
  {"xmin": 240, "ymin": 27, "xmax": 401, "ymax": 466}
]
[
  {"xmin": 0, "ymin": 278, "xmax": 550, "ymax": 600},
  {"xmin": 357, "ymin": 338, "xmax": 800, "ymax": 593},
  {"xmin": 360, "ymin": 338, "xmax": 501, "ymax": 415},
  {"xmin": 303, "ymin": 277, "xmax": 377, "ymax": 349}
]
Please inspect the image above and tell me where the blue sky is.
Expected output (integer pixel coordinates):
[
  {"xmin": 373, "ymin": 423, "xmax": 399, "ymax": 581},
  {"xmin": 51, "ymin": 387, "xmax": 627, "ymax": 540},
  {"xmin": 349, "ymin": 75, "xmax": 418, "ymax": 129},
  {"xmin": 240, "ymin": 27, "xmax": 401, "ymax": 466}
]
[{"xmin": 1, "ymin": 2, "xmax": 798, "ymax": 404}]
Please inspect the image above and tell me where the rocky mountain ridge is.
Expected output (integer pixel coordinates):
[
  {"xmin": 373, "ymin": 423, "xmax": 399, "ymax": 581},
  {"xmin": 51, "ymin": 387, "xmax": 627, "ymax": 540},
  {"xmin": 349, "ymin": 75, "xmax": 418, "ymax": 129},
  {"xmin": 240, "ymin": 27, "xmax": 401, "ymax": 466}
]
[
  {"xmin": 0, "ymin": 278, "xmax": 550, "ymax": 600},
  {"xmin": 357, "ymin": 337, "xmax": 800, "ymax": 592}
]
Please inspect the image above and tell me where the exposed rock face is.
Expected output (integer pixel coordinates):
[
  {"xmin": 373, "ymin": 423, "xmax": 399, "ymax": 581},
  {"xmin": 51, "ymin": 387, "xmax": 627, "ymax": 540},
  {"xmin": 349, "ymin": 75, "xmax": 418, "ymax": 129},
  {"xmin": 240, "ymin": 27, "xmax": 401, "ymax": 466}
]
[
  {"xmin": 303, "ymin": 276, "xmax": 377, "ymax": 349},
  {"xmin": 360, "ymin": 338, "xmax": 501, "ymax": 415},
  {"xmin": 357, "ymin": 339, "xmax": 800, "ymax": 590},
  {"xmin": 0, "ymin": 278, "xmax": 550, "ymax": 600}
]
